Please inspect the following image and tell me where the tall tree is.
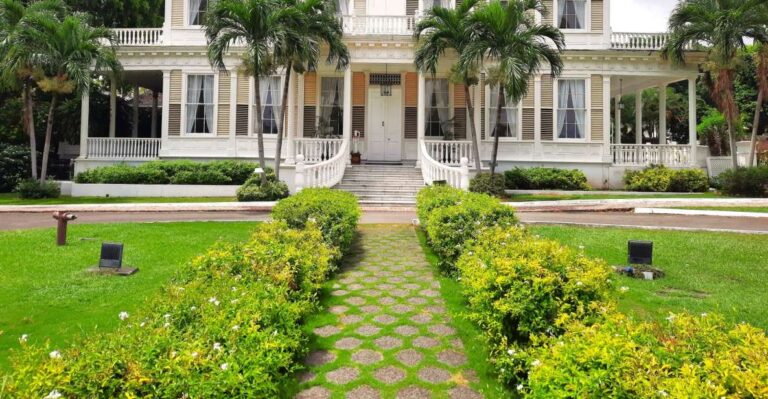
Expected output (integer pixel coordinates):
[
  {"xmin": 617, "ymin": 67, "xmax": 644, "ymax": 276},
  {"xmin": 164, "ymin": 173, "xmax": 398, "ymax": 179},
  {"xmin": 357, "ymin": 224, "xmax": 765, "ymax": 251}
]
[
  {"xmin": 0, "ymin": 0, "xmax": 66, "ymax": 180},
  {"xmin": 749, "ymin": 42, "xmax": 768, "ymax": 166},
  {"xmin": 664, "ymin": 0, "xmax": 768, "ymax": 168},
  {"xmin": 65, "ymin": 0, "xmax": 164, "ymax": 28},
  {"xmin": 414, "ymin": 0, "xmax": 482, "ymax": 172},
  {"xmin": 272, "ymin": 0, "xmax": 349, "ymax": 182},
  {"xmin": 461, "ymin": 0, "xmax": 564, "ymax": 176},
  {"xmin": 20, "ymin": 12, "xmax": 120, "ymax": 182},
  {"xmin": 206, "ymin": 0, "xmax": 294, "ymax": 185}
]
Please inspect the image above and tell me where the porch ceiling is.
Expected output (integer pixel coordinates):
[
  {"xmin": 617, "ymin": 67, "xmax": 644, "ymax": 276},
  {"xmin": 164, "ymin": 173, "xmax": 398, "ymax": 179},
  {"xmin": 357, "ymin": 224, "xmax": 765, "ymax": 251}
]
[
  {"xmin": 610, "ymin": 75, "xmax": 689, "ymax": 97},
  {"xmin": 122, "ymin": 70, "xmax": 163, "ymax": 92}
]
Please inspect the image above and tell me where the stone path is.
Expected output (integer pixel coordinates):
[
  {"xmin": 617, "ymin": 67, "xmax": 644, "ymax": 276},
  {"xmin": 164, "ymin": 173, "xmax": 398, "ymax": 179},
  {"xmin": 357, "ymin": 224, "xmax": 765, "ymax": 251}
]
[{"xmin": 296, "ymin": 225, "xmax": 483, "ymax": 399}]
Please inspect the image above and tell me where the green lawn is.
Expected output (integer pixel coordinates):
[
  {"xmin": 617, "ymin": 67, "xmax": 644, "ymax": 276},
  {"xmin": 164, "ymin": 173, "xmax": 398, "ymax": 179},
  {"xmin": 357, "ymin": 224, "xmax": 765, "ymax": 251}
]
[
  {"xmin": 677, "ymin": 206, "xmax": 768, "ymax": 213},
  {"xmin": 530, "ymin": 226, "xmax": 768, "ymax": 329},
  {"xmin": 506, "ymin": 192, "xmax": 724, "ymax": 202},
  {"xmin": 0, "ymin": 193, "xmax": 236, "ymax": 205},
  {"xmin": 0, "ymin": 222, "xmax": 257, "ymax": 370}
]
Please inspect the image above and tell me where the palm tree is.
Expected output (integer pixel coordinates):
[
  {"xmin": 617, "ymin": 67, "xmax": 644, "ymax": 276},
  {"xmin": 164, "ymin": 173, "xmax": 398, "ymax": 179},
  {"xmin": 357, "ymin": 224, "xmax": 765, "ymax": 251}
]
[
  {"xmin": 461, "ymin": 0, "xmax": 564, "ymax": 176},
  {"xmin": 20, "ymin": 12, "xmax": 120, "ymax": 182},
  {"xmin": 664, "ymin": 0, "xmax": 768, "ymax": 168},
  {"xmin": 272, "ymin": 0, "xmax": 349, "ymax": 182},
  {"xmin": 749, "ymin": 42, "xmax": 768, "ymax": 166},
  {"xmin": 206, "ymin": 0, "xmax": 296, "ymax": 185},
  {"xmin": 0, "ymin": 0, "xmax": 66, "ymax": 181},
  {"xmin": 414, "ymin": 0, "xmax": 482, "ymax": 172}
]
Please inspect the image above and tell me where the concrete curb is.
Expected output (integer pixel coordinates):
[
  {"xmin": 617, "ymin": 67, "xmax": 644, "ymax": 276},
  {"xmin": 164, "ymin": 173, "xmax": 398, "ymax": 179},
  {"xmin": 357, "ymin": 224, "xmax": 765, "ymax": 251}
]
[
  {"xmin": 521, "ymin": 220, "xmax": 768, "ymax": 235},
  {"xmin": 635, "ymin": 207, "xmax": 768, "ymax": 219},
  {"xmin": 505, "ymin": 198, "xmax": 768, "ymax": 212},
  {"xmin": 505, "ymin": 189, "xmax": 704, "ymax": 196}
]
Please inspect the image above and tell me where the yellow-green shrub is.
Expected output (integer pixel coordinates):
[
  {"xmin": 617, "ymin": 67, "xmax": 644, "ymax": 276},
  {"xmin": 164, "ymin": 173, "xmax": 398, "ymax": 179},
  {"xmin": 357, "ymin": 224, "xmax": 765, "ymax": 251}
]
[{"xmin": 415, "ymin": 185, "xmax": 468, "ymax": 230}]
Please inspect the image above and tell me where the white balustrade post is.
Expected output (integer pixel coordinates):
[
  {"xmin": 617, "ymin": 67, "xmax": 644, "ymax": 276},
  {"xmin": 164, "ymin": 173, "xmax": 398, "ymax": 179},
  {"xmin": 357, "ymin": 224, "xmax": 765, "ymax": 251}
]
[
  {"xmin": 79, "ymin": 91, "xmax": 90, "ymax": 158},
  {"xmin": 459, "ymin": 157, "xmax": 469, "ymax": 191},
  {"xmin": 688, "ymin": 77, "xmax": 698, "ymax": 166},
  {"xmin": 343, "ymin": 67, "xmax": 353, "ymax": 165},
  {"xmin": 295, "ymin": 154, "xmax": 306, "ymax": 192},
  {"xmin": 416, "ymin": 72, "xmax": 426, "ymax": 167},
  {"xmin": 659, "ymin": 84, "xmax": 667, "ymax": 145},
  {"xmin": 635, "ymin": 89, "xmax": 643, "ymax": 144}
]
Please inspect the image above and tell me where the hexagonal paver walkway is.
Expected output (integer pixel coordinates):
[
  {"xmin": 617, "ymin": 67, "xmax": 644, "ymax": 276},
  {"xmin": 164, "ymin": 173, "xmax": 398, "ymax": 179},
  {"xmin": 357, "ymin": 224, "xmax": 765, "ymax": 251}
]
[{"xmin": 295, "ymin": 225, "xmax": 484, "ymax": 398}]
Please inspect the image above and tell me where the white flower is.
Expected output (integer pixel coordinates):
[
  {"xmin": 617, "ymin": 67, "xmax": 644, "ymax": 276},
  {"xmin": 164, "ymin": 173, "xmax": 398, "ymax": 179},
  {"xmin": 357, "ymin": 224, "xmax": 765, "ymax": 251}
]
[
  {"xmin": 49, "ymin": 350, "xmax": 62, "ymax": 359},
  {"xmin": 163, "ymin": 322, "xmax": 170, "ymax": 328},
  {"xmin": 517, "ymin": 384, "xmax": 524, "ymax": 391},
  {"xmin": 43, "ymin": 390, "xmax": 62, "ymax": 399},
  {"xmin": 230, "ymin": 299, "xmax": 239, "ymax": 305},
  {"xmin": 139, "ymin": 322, "xmax": 146, "ymax": 328},
  {"xmin": 576, "ymin": 281, "xmax": 584, "ymax": 286},
  {"xmin": 531, "ymin": 359, "xmax": 541, "ymax": 368},
  {"xmin": 507, "ymin": 349, "xmax": 516, "ymax": 356},
  {"xmin": 658, "ymin": 390, "xmax": 669, "ymax": 397},
  {"xmin": 19, "ymin": 334, "xmax": 28, "ymax": 343},
  {"xmin": 171, "ymin": 351, "xmax": 178, "ymax": 357},
  {"xmin": 701, "ymin": 313, "xmax": 708, "ymax": 318},
  {"xmin": 213, "ymin": 342, "xmax": 222, "ymax": 351},
  {"xmin": 578, "ymin": 245, "xmax": 585, "ymax": 250},
  {"xmin": 209, "ymin": 297, "xmax": 220, "ymax": 306},
  {"xmin": 163, "ymin": 313, "xmax": 171, "ymax": 319},
  {"xmin": 191, "ymin": 351, "xmax": 199, "ymax": 358},
  {"xmin": 190, "ymin": 306, "xmax": 197, "ymax": 311},
  {"xmin": 666, "ymin": 314, "xmax": 676, "ymax": 323},
  {"xmin": 231, "ymin": 287, "xmax": 238, "ymax": 292},
  {"xmin": 119, "ymin": 311, "xmax": 129, "ymax": 321},
  {"xmin": 619, "ymin": 286, "xmax": 630, "ymax": 293},
  {"xmin": 232, "ymin": 325, "xmax": 240, "ymax": 331},
  {"xmin": 220, "ymin": 363, "xmax": 228, "ymax": 371}
]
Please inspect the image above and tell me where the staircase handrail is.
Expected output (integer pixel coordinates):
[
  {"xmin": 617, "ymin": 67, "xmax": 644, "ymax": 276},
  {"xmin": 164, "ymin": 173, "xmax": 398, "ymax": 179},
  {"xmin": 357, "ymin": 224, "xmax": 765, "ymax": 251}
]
[
  {"xmin": 418, "ymin": 139, "xmax": 470, "ymax": 190},
  {"xmin": 295, "ymin": 139, "xmax": 349, "ymax": 191}
]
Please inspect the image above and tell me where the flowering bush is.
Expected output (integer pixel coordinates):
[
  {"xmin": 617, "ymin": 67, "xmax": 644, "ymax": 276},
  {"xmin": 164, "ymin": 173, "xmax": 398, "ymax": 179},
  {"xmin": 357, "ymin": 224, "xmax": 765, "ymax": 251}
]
[
  {"xmin": 469, "ymin": 172, "xmax": 506, "ymax": 196},
  {"xmin": 456, "ymin": 226, "xmax": 613, "ymax": 386},
  {"xmin": 416, "ymin": 185, "xmax": 468, "ymax": 230},
  {"xmin": 625, "ymin": 165, "xmax": 709, "ymax": 193},
  {"xmin": 504, "ymin": 167, "xmax": 591, "ymax": 191}
]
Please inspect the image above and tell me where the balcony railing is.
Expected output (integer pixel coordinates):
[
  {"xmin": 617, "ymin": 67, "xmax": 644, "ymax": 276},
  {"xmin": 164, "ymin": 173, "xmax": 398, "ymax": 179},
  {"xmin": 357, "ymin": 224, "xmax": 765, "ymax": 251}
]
[
  {"xmin": 87, "ymin": 138, "xmax": 161, "ymax": 160},
  {"xmin": 611, "ymin": 144, "xmax": 692, "ymax": 167},
  {"xmin": 423, "ymin": 140, "xmax": 475, "ymax": 167},
  {"xmin": 294, "ymin": 138, "xmax": 344, "ymax": 164},
  {"xmin": 112, "ymin": 28, "xmax": 164, "ymax": 46},
  {"xmin": 342, "ymin": 15, "xmax": 416, "ymax": 36}
]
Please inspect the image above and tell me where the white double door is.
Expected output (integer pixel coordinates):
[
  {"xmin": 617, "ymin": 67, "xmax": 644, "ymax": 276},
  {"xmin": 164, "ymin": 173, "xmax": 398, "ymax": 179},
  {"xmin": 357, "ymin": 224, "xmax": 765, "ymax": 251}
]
[
  {"xmin": 367, "ymin": 86, "xmax": 403, "ymax": 162},
  {"xmin": 367, "ymin": 0, "xmax": 406, "ymax": 15}
]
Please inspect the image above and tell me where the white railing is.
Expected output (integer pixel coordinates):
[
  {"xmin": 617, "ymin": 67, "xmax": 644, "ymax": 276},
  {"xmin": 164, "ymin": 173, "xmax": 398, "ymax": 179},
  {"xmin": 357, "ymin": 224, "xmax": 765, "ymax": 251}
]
[
  {"xmin": 112, "ymin": 28, "xmax": 164, "ymax": 46},
  {"xmin": 294, "ymin": 138, "xmax": 344, "ymax": 164},
  {"xmin": 342, "ymin": 15, "xmax": 416, "ymax": 36},
  {"xmin": 611, "ymin": 144, "xmax": 692, "ymax": 167},
  {"xmin": 295, "ymin": 139, "xmax": 349, "ymax": 190},
  {"xmin": 87, "ymin": 138, "xmax": 161, "ymax": 160},
  {"xmin": 419, "ymin": 139, "xmax": 469, "ymax": 190},
  {"xmin": 423, "ymin": 140, "xmax": 475, "ymax": 167},
  {"xmin": 611, "ymin": 32, "xmax": 670, "ymax": 51}
]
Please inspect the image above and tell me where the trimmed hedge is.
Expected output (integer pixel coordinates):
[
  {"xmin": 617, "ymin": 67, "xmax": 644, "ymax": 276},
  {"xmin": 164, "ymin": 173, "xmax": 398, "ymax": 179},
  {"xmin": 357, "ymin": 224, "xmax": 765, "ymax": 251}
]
[
  {"xmin": 0, "ymin": 144, "xmax": 31, "ymax": 193},
  {"xmin": 16, "ymin": 179, "xmax": 61, "ymax": 199},
  {"xmin": 236, "ymin": 170, "xmax": 289, "ymax": 202},
  {"xmin": 504, "ymin": 167, "xmax": 591, "ymax": 191},
  {"xmin": 469, "ymin": 172, "xmax": 506, "ymax": 196},
  {"xmin": 75, "ymin": 160, "xmax": 258, "ymax": 185},
  {"xmin": 624, "ymin": 165, "xmax": 709, "ymax": 193},
  {"xmin": 716, "ymin": 166, "xmax": 768, "ymax": 197},
  {"xmin": 3, "ymin": 193, "xmax": 360, "ymax": 398}
]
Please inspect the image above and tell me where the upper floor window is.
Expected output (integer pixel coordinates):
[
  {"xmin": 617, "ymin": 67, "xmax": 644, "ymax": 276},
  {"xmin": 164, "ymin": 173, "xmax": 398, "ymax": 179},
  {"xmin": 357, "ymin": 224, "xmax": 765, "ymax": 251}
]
[
  {"xmin": 186, "ymin": 74, "xmax": 214, "ymax": 134},
  {"xmin": 423, "ymin": 0, "xmax": 447, "ymax": 9},
  {"xmin": 488, "ymin": 85, "xmax": 517, "ymax": 139},
  {"xmin": 189, "ymin": 0, "xmax": 208, "ymax": 26},
  {"xmin": 557, "ymin": 79, "xmax": 586, "ymax": 139},
  {"xmin": 558, "ymin": 0, "xmax": 586, "ymax": 30},
  {"xmin": 425, "ymin": 79, "xmax": 450, "ymax": 137},
  {"xmin": 258, "ymin": 76, "xmax": 283, "ymax": 135},
  {"xmin": 319, "ymin": 77, "xmax": 344, "ymax": 137},
  {"xmin": 335, "ymin": 0, "xmax": 349, "ymax": 15}
]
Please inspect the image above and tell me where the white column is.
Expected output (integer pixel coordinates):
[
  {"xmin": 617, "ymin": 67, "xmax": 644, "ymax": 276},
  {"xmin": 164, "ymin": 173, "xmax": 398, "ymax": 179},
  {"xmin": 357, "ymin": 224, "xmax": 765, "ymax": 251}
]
[
  {"xmin": 79, "ymin": 91, "xmax": 90, "ymax": 158},
  {"xmin": 533, "ymin": 75, "xmax": 542, "ymax": 159},
  {"xmin": 162, "ymin": 0, "xmax": 172, "ymax": 44},
  {"xmin": 229, "ymin": 71, "xmax": 238, "ymax": 157},
  {"xmin": 603, "ymin": 76, "xmax": 612, "ymax": 161},
  {"xmin": 285, "ymin": 70, "xmax": 297, "ymax": 164},
  {"xmin": 635, "ymin": 89, "xmax": 643, "ymax": 144},
  {"xmin": 151, "ymin": 90, "xmax": 159, "ymax": 138},
  {"xmin": 416, "ymin": 72, "xmax": 426, "ymax": 167},
  {"xmin": 659, "ymin": 85, "xmax": 667, "ymax": 145},
  {"xmin": 297, "ymin": 73, "xmax": 305, "ymax": 141},
  {"xmin": 688, "ymin": 77, "xmax": 698, "ymax": 166},
  {"xmin": 109, "ymin": 77, "xmax": 117, "ymax": 138},
  {"xmin": 132, "ymin": 83, "xmax": 140, "ymax": 138},
  {"xmin": 160, "ymin": 71, "xmax": 171, "ymax": 155},
  {"xmin": 614, "ymin": 95, "xmax": 622, "ymax": 144},
  {"xmin": 343, "ymin": 67, "xmax": 353, "ymax": 164}
]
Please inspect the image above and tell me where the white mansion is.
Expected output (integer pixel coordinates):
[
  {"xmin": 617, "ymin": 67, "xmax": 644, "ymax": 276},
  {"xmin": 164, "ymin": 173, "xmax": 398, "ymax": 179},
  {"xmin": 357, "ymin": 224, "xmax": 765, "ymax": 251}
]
[{"xmin": 74, "ymin": 0, "xmax": 708, "ymax": 191}]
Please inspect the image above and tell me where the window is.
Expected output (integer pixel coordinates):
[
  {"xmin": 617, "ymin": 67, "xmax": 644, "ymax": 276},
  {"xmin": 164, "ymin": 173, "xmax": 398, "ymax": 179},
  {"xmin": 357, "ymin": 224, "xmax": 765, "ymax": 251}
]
[
  {"xmin": 258, "ymin": 76, "xmax": 283, "ymax": 135},
  {"xmin": 557, "ymin": 79, "xmax": 586, "ymax": 139},
  {"xmin": 423, "ymin": 0, "xmax": 447, "ymax": 9},
  {"xmin": 335, "ymin": 0, "xmax": 349, "ymax": 15},
  {"xmin": 488, "ymin": 85, "xmax": 518, "ymax": 139},
  {"xmin": 558, "ymin": 0, "xmax": 586, "ymax": 29},
  {"xmin": 185, "ymin": 74, "xmax": 214, "ymax": 134},
  {"xmin": 319, "ymin": 77, "xmax": 344, "ymax": 137},
  {"xmin": 425, "ymin": 79, "xmax": 450, "ymax": 137},
  {"xmin": 188, "ymin": 0, "xmax": 208, "ymax": 25}
]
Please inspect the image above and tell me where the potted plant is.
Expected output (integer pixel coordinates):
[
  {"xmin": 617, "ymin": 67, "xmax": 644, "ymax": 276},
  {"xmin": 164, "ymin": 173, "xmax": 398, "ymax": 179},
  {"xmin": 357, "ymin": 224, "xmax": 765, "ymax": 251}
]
[{"xmin": 351, "ymin": 130, "xmax": 362, "ymax": 164}]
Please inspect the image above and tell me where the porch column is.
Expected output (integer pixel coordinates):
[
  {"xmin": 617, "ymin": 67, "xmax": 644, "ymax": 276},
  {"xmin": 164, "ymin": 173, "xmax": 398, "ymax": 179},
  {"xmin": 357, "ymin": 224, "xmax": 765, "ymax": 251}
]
[
  {"xmin": 161, "ymin": 71, "xmax": 171, "ymax": 151},
  {"xmin": 635, "ymin": 89, "xmax": 643, "ymax": 144},
  {"xmin": 614, "ymin": 95, "xmax": 621, "ymax": 144},
  {"xmin": 659, "ymin": 85, "xmax": 667, "ymax": 145},
  {"xmin": 285, "ymin": 70, "xmax": 297, "ymax": 164},
  {"xmin": 603, "ymin": 76, "xmax": 612, "ymax": 162},
  {"xmin": 688, "ymin": 77, "xmax": 698, "ymax": 166},
  {"xmin": 151, "ymin": 90, "xmax": 159, "ymax": 138},
  {"xmin": 109, "ymin": 77, "xmax": 117, "ymax": 138},
  {"xmin": 79, "ymin": 91, "xmax": 90, "ymax": 158},
  {"xmin": 416, "ymin": 72, "xmax": 426, "ymax": 167},
  {"xmin": 343, "ymin": 67, "xmax": 353, "ymax": 164},
  {"xmin": 132, "ymin": 83, "xmax": 140, "ymax": 138},
  {"xmin": 229, "ymin": 71, "xmax": 238, "ymax": 157},
  {"xmin": 533, "ymin": 75, "xmax": 542, "ymax": 159}
]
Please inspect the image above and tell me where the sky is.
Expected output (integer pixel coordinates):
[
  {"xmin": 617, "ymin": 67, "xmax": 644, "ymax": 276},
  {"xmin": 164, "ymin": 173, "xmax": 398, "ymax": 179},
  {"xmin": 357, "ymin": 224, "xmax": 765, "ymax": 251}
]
[{"xmin": 611, "ymin": 0, "xmax": 677, "ymax": 33}]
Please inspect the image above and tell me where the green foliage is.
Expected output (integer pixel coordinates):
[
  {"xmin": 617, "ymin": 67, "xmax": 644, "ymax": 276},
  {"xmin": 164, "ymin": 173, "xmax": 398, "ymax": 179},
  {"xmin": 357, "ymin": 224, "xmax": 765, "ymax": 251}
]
[
  {"xmin": 457, "ymin": 226, "xmax": 613, "ymax": 386},
  {"xmin": 697, "ymin": 109, "xmax": 731, "ymax": 156},
  {"xmin": 716, "ymin": 166, "xmax": 768, "ymax": 197},
  {"xmin": 15, "ymin": 179, "xmax": 60, "ymax": 199},
  {"xmin": 525, "ymin": 312, "xmax": 768, "ymax": 398},
  {"xmin": 0, "ymin": 144, "xmax": 31, "ymax": 192},
  {"xmin": 416, "ymin": 185, "xmax": 468, "ymax": 230},
  {"xmin": 504, "ymin": 167, "xmax": 591, "ymax": 191},
  {"xmin": 272, "ymin": 188, "xmax": 361, "ymax": 258},
  {"xmin": 237, "ymin": 180, "xmax": 289, "ymax": 202},
  {"xmin": 469, "ymin": 172, "xmax": 506, "ymax": 196},
  {"xmin": 75, "ymin": 161, "xmax": 259, "ymax": 185},
  {"xmin": 624, "ymin": 165, "xmax": 709, "ymax": 193}
]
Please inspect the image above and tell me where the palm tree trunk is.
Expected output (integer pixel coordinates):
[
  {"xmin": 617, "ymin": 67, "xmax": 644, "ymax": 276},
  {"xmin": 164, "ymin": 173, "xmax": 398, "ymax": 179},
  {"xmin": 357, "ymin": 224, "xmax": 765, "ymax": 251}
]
[
  {"xmin": 490, "ymin": 86, "xmax": 504, "ymax": 176},
  {"xmin": 40, "ymin": 94, "xmax": 58, "ymax": 183},
  {"xmin": 749, "ymin": 89, "xmax": 764, "ymax": 167},
  {"xmin": 253, "ymin": 75, "xmax": 268, "ymax": 186},
  {"xmin": 727, "ymin": 118, "xmax": 738, "ymax": 169},
  {"xmin": 463, "ymin": 83, "xmax": 482, "ymax": 172},
  {"xmin": 275, "ymin": 63, "xmax": 293, "ymax": 183},
  {"xmin": 22, "ymin": 82, "xmax": 38, "ymax": 180}
]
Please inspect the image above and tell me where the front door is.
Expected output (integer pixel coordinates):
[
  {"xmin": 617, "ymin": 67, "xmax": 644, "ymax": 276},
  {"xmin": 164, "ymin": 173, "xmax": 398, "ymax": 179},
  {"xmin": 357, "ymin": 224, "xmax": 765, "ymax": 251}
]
[
  {"xmin": 368, "ymin": 0, "xmax": 406, "ymax": 15},
  {"xmin": 367, "ymin": 86, "xmax": 403, "ymax": 162}
]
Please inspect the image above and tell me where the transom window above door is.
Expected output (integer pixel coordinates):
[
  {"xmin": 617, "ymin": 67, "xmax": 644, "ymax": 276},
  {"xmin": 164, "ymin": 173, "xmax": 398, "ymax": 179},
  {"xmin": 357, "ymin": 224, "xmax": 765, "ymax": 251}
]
[
  {"xmin": 188, "ymin": 0, "xmax": 208, "ymax": 25},
  {"xmin": 425, "ymin": 79, "xmax": 450, "ymax": 137},
  {"xmin": 558, "ymin": 0, "xmax": 586, "ymax": 30},
  {"xmin": 185, "ymin": 74, "xmax": 214, "ymax": 134},
  {"xmin": 557, "ymin": 79, "xmax": 586, "ymax": 139}
]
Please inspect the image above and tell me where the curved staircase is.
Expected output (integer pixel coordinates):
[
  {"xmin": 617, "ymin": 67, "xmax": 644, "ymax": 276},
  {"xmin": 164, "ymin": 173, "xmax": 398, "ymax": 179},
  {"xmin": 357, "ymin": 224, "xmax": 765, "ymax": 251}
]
[{"xmin": 336, "ymin": 164, "xmax": 425, "ymax": 205}]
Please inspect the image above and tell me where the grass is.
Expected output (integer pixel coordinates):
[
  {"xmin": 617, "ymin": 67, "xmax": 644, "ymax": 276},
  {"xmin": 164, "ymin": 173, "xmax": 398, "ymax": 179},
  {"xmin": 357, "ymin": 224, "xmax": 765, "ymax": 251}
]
[
  {"xmin": 529, "ymin": 225, "xmax": 768, "ymax": 329},
  {"xmin": 0, "ymin": 221, "xmax": 257, "ymax": 371},
  {"xmin": 676, "ymin": 206, "xmax": 768, "ymax": 213},
  {"xmin": 0, "ymin": 193, "xmax": 236, "ymax": 205},
  {"xmin": 505, "ymin": 192, "xmax": 724, "ymax": 202}
]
